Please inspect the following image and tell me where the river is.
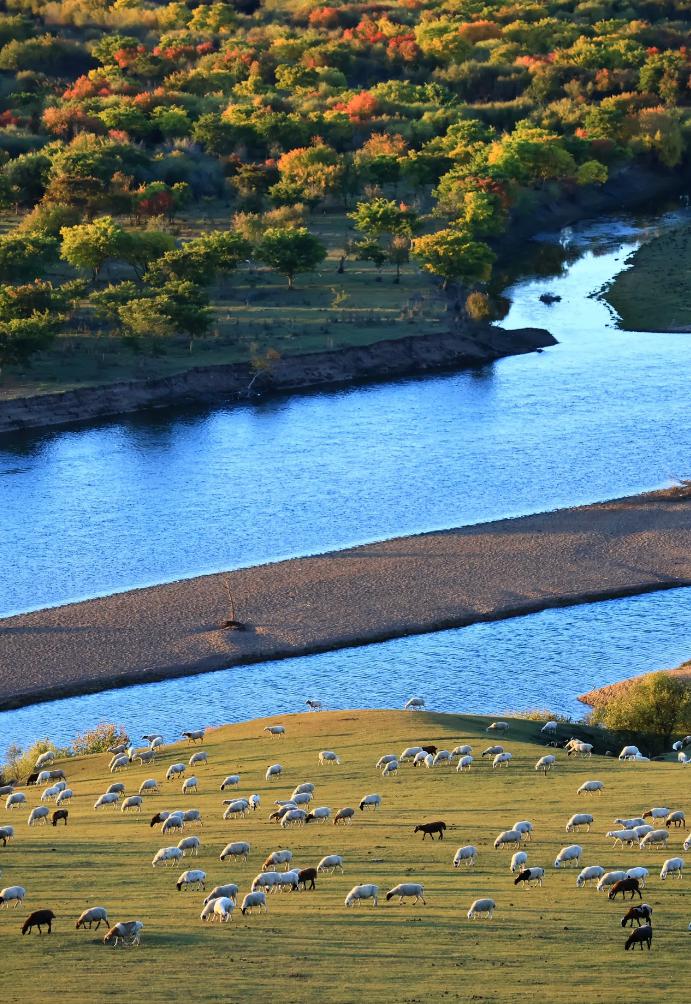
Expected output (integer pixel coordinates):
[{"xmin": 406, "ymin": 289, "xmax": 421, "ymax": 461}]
[{"xmin": 1, "ymin": 206, "xmax": 690, "ymax": 748}]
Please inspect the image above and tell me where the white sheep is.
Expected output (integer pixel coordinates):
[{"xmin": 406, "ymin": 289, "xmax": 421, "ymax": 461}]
[
  {"xmin": 404, "ymin": 697, "xmax": 425, "ymax": 711},
  {"xmin": 250, "ymin": 794, "xmax": 261, "ymax": 812},
  {"xmin": 149, "ymin": 737, "xmax": 164, "ymax": 751},
  {"xmin": 453, "ymin": 846, "xmax": 477, "ymax": 868},
  {"xmin": 54, "ymin": 788, "xmax": 73, "ymax": 806},
  {"xmin": 109, "ymin": 755, "xmax": 129, "ymax": 773},
  {"xmin": 494, "ymin": 830, "xmax": 522, "ymax": 850},
  {"xmin": 36, "ymin": 770, "xmax": 58, "ymax": 784},
  {"xmin": 5, "ymin": 792, "xmax": 26, "ymax": 810},
  {"xmin": 182, "ymin": 729, "xmax": 204, "ymax": 744},
  {"xmin": 457, "ymin": 755, "xmax": 473, "ymax": 772},
  {"xmin": 212, "ymin": 897, "xmax": 234, "ymax": 922},
  {"xmin": 105, "ymin": 783, "xmax": 125, "ymax": 797},
  {"xmin": 241, "ymin": 891, "xmax": 267, "ymax": 915},
  {"xmin": 643, "ymin": 807, "xmax": 671, "ymax": 820},
  {"xmin": 412, "ymin": 751, "xmax": 428, "ymax": 766},
  {"xmin": 359, "ymin": 794, "xmax": 381, "ymax": 812},
  {"xmin": 75, "ymin": 906, "xmax": 109, "ymax": 930},
  {"xmin": 665, "ymin": 810, "xmax": 686, "ymax": 828},
  {"xmin": 177, "ymin": 835, "xmax": 201, "ymax": 857},
  {"xmin": 223, "ymin": 799, "xmax": 250, "ymax": 820},
  {"xmin": 291, "ymin": 783, "xmax": 315, "ymax": 796},
  {"xmin": 161, "ymin": 813, "xmax": 185, "ymax": 835},
  {"xmin": 345, "ymin": 884, "xmax": 379, "ymax": 907},
  {"xmin": 189, "ymin": 751, "xmax": 208, "ymax": 768},
  {"xmin": 204, "ymin": 884, "xmax": 239, "ymax": 905},
  {"xmin": 514, "ymin": 866, "xmax": 545, "ymax": 888},
  {"xmin": 265, "ymin": 764, "xmax": 283, "ymax": 781},
  {"xmin": 467, "ymin": 898, "xmax": 495, "ymax": 919},
  {"xmin": 281, "ymin": 808, "xmax": 307, "ymax": 828},
  {"xmin": 625, "ymin": 867, "xmax": 649, "ymax": 887},
  {"xmin": 606, "ymin": 828, "xmax": 638, "ymax": 847},
  {"xmin": 35, "ymin": 751, "xmax": 56, "ymax": 768},
  {"xmin": 182, "ymin": 809, "xmax": 202, "ymax": 826},
  {"xmin": 554, "ymin": 845, "xmax": 582, "ymax": 868},
  {"xmin": 618, "ymin": 745, "xmax": 641, "ymax": 759},
  {"xmin": 566, "ymin": 741, "xmax": 593, "ymax": 758},
  {"xmin": 166, "ymin": 763, "xmax": 186, "ymax": 782},
  {"xmin": 400, "ymin": 746, "xmax": 424, "ymax": 761},
  {"xmin": 540, "ymin": 722, "xmax": 558, "ymax": 735},
  {"xmin": 306, "ymin": 806, "xmax": 331, "ymax": 823},
  {"xmin": 376, "ymin": 755, "xmax": 397, "ymax": 769},
  {"xmin": 535, "ymin": 754, "xmax": 557, "ymax": 774},
  {"xmin": 632, "ymin": 825, "xmax": 654, "ymax": 839},
  {"xmin": 513, "ymin": 821, "xmax": 533, "ymax": 840},
  {"xmin": 451, "ymin": 745, "xmax": 472, "ymax": 757},
  {"xmin": 121, "ymin": 795, "xmax": 143, "ymax": 813},
  {"xmin": 176, "ymin": 869, "xmax": 206, "ymax": 891},
  {"xmin": 317, "ymin": 854, "xmax": 344, "ymax": 874},
  {"xmin": 683, "ymin": 834, "xmax": 691, "ymax": 851},
  {"xmin": 0, "ymin": 825, "xmax": 15, "ymax": 844},
  {"xmin": 486, "ymin": 722, "xmax": 509, "ymax": 733},
  {"xmin": 275, "ymin": 870, "xmax": 300, "ymax": 892},
  {"xmin": 94, "ymin": 792, "xmax": 120, "ymax": 810},
  {"xmin": 182, "ymin": 777, "xmax": 198, "ymax": 795},
  {"xmin": 576, "ymin": 865, "xmax": 605, "ymax": 887},
  {"xmin": 251, "ymin": 871, "xmax": 281, "ymax": 892},
  {"xmin": 200, "ymin": 899, "xmax": 218, "ymax": 922},
  {"xmin": 433, "ymin": 750, "xmax": 452, "ymax": 766},
  {"xmin": 28, "ymin": 806, "xmax": 49, "ymax": 826},
  {"xmin": 40, "ymin": 784, "xmax": 61, "ymax": 802},
  {"xmin": 264, "ymin": 726, "xmax": 285, "ymax": 737},
  {"xmin": 152, "ymin": 846, "xmax": 183, "ymax": 868},
  {"xmin": 660, "ymin": 857, "xmax": 684, "ymax": 880},
  {"xmin": 220, "ymin": 775, "xmax": 241, "ymax": 791},
  {"xmin": 596, "ymin": 871, "xmax": 627, "ymax": 892},
  {"xmin": 382, "ymin": 761, "xmax": 399, "ymax": 778},
  {"xmin": 0, "ymin": 885, "xmax": 26, "ymax": 907},
  {"xmin": 577, "ymin": 780, "xmax": 604, "ymax": 795},
  {"xmin": 319, "ymin": 751, "xmax": 340, "ymax": 766},
  {"xmin": 614, "ymin": 817, "xmax": 646, "ymax": 829},
  {"xmin": 679, "ymin": 752, "xmax": 690, "ymax": 765},
  {"xmin": 639, "ymin": 829, "xmax": 670, "ymax": 850},
  {"xmin": 292, "ymin": 792, "xmax": 313, "ymax": 806},
  {"xmin": 423, "ymin": 754, "xmax": 434, "ymax": 769},
  {"xmin": 386, "ymin": 883, "xmax": 425, "ymax": 904},
  {"xmin": 510, "ymin": 851, "xmax": 528, "ymax": 873},
  {"xmin": 220, "ymin": 841, "xmax": 250, "ymax": 862},
  {"xmin": 566, "ymin": 813, "xmax": 593, "ymax": 833},
  {"xmin": 481, "ymin": 745, "xmax": 504, "ymax": 758},
  {"xmin": 139, "ymin": 779, "xmax": 158, "ymax": 795},
  {"xmin": 263, "ymin": 849, "xmax": 293, "ymax": 870}
]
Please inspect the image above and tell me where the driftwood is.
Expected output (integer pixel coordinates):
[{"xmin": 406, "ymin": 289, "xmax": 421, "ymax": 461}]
[{"xmin": 222, "ymin": 577, "xmax": 245, "ymax": 630}]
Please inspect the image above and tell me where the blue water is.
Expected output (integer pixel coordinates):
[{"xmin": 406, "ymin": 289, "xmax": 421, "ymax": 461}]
[
  {"xmin": 1, "ymin": 208, "xmax": 690, "ymax": 618},
  {"xmin": 1, "ymin": 587, "xmax": 689, "ymax": 750}
]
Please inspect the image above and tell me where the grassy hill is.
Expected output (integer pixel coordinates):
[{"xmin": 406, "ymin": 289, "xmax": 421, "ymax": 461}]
[{"xmin": 1, "ymin": 710, "xmax": 689, "ymax": 1003}]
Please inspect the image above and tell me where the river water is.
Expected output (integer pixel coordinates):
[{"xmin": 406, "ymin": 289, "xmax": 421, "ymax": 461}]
[{"xmin": 1, "ymin": 206, "xmax": 690, "ymax": 748}]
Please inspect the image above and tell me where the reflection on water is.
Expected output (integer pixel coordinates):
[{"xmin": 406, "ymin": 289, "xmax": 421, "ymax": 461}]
[{"xmin": 2, "ymin": 588, "xmax": 689, "ymax": 751}]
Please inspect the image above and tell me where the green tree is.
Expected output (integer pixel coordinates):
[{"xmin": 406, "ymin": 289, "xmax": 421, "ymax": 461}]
[
  {"xmin": 0, "ymin": 311, "xmax": 59, "ymax": 373},
  {"xmin": 121, "ymin": 230, "xmax": 176, "ymax": 280},
  {"xmin": 60, "ymin": 216, "xmax": 129, "ymax": 280},
  {"xmin": 349, "ymin": 198, "xmax": 418, "ymax": 241},
  {"xmin": 0, "ymin": 232, "xmax": 58, "ymax": 283},
  {"xmin": 411, "ymin": 228, "xmax": 495, "ymax": 290},
  {"xmin": 256, "ymin": 227, "xmax": 327, "ymax": 290},
  {"xmin": 592, "ymin": 672, "xmax": 691, "ymax": 749}
]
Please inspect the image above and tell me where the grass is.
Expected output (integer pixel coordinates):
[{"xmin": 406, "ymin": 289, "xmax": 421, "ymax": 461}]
[
  {"xmin": 603, "ymin": 223, "xmax": 691, "ymax": 332},
  {"xmin": 0, "ymin": 207, "xmax": 446, "ymax": 401},
  {"xmin": 1, "ymin": 709, "xmax": 689, "ymax": 1004}
]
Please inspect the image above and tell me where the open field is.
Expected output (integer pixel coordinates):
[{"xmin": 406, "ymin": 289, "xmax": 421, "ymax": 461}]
[
  {"xmin": 604, "ymin": 224, "xmax": 691, "ymax": 332},
  {"xmin": 1, "ymin": 710, "xmax": 689, "ymax": 1004}
]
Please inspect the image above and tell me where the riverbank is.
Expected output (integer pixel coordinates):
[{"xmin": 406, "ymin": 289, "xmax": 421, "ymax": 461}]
[
  {"xmin": 2, "ymin": 487, "xmax": 691, "ymax": 711},
  {"xmin": 0, "ymin": 324, "xmax": 554, "ymax": 435},
  {"xmin": 579, "ymin": 658, "xmax": 691, "ymax": 709}
]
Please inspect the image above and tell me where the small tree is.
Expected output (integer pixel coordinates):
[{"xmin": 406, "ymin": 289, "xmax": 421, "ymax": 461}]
[
  {"xmin": 591, "ymin": 672, "xmax": 691, "ymax": 749},
  {"xmin": 0, "ymin": 232, "xmax": 58, "ymax": 283},
  {"xmin": 411, "ymin": 227, "xmax": 495, "ymax": 290},
  {"xmin": 256, "ymin": 227, "xmax": 326, "ymax": 290},
  {"xmin": 60, "ymin": 216, "xmax": 129, "ymax": 281},
  {"xmin": 0, "ymin": 311, "xmax": 60, "ymax": 373}
]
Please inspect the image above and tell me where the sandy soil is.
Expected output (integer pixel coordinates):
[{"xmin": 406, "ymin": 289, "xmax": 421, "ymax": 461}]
[{"xmin": 2, "ymin": 489, "xmax": 691, "ymax": 709}]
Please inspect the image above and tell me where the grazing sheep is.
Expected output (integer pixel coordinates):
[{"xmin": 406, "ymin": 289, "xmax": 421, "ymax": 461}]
[
  {"xmin": 453, "ymin": 846, "xmax": 477, "ymax": 868},
  {"xmin": 263, "ymin": 849, "xmax": 293, "ymax": 871},
  {"xmin": 109, "ymin": 756, "xmax": 129, "ymax": 773},
  {"xmin": 451, "ymin": 745, "xmax": 473, "ymax": 757},
  {"xmin": 177, "ymin": 835, "xmax": 201, "ymax": 857},
  {"xmin": 607, "ymin": 829, "xmax": 638, "ymax": 847},
  {"xmin": 161, "ymin": 813, "xmax": 185, "ymax": 835},
  {"xmin": 37, "ymin": 769, "xmax": 66, "ymax": 784},
  {"xmin": 0, "ymin": 784, "xmax": 15, "ymax": 797},
  {"xmin": 281, "ymin": 808, "xmax": 307, "ymax": 828},
  {"xmin": 55, "ymin": 789, "xmax": 73, "ymax": 806},
  {"xmin": 621, "ymin": 904, "xmax": 653, "ymax": 928},
  {"xmin": 223, "ymin": 799, "xmax": 250, "ymax": 820},
  {"xmin": 139, "ymin": 779, "xmax": 158, "ymax": 795},
  {"xmin": 264, "ymin": 726, "xmax": 285, "ymax": 737},
  {"xmin": 386, "ymin": 883, "xmax": 425, "ymax": 904},
  {"xmin": 250, "ymin": 794, "xmax": 261, "ymax": 812},
  {"xmin": 220, "ymin": 775, "xmax": 240, "ymax": 791},
  {"xmin": 306, "ymin": 807, "xmax": 331, "ymax": 824},
  {"xmin": 415, "ymin": 821, "xmax": 446, "ymax": 841},
  {"xmin": 135, "ymin": 749, "xmax": 156, "ymax": 766},
  {"xmin": 382, "ymin": 760, "xmax": 399, "ymax": 778},
  {"xmin": 642, "ymin": 807, "xmax": 671, "ymax": 821},
  {"xmin": 494, "ymin": 830, "xmax": 522, "ymax": 850},
  {"xmin": 404, "ymin": 697, "xmax": 425, "ymax": 711},
  {"xmin": 423, "ymin": 754, "xmax": 434, "ymax": 769},
  {"xmin": 51, "ymin": 810, "xmax": 68, "ymax": 827},
  {"xmin": 577, "ymin": 780, "xmax": 604, "ymax": 795},
  {"xmin": 40, "ymin": 784, "xmax": 61, "ymax": 802},
  {"xmin": 121, "ymin": 795, "xmax": 143, "ymax": 814},
  {"xmin": 22, "ymin": 909, "xmax": 55, "ymax": 935},
  {"xmin": 660, "ymin": 857, "xmax": 684, "ymax": 880},
  {"xmin": 148, "ymin": 737, "xmax": 164, "ymax": 751},
  {"xmin": 107, "ymin": 743, "xmax": 129, "ymax": 756},
  {"xmin": 182, "ymin": 730, "xmax": 204, "ymax": 744},
  {"xmin": 632, "ymin": 825, "xmax": 654, "ymax": 839},
  {"xmin": 566, "ymin": 813, "xmax": 593, "ymax": 833},
  {"xmin": 400, "ymin": 747, "xmax": 424, "ymax": 762},
  {"xmin": 514, "ymin": 867, "xmax": 545, "ymax": 887},
  {"xmin": 457, "ymin": 755, "xmax": 474, "ymax": 772},
  {"xmin": 6, "ymin": 792, "xmax": 26, "ymax": 810},
  {"xmin": 182, "ymin": 809, "xmax": 202, "ymax": 826},
  {"xmin": 189, "ymin": 751, "xmax": 208, "ymax": 768},
  {"xmin": 345, "ymin": 884, "xmax": 379, "ymax": 907},
  {"xmin": 305, "ymin": 700, "xmax": 322, "ymax": 711},
  {"xmin": 576, "ymin": 865, "xmax": 605, "ymax": 887},
  {"xmin": 291, "ymin": 783, "xmax": 315, "ymax": 796},
  {"xmin": 28, "ymin": 806, "xmax": 49, "ymax": 826},
  {"xmin": 639, "ymin": 829, "xmax": 670, "ymax": 850},
  {"xmin": 412, "ymin": 751, "xmax": 429, "ymax": 766},
  {"xmin": 25, "ymin": 773, "xmax": 39, "ymax": 786},
  {"xmin": 166, "ymin": 763, "xmax": 186, "ymax": 782},
  {"xmin": 683, "ymin": 834, "xmax": 691, "ymax": 851},
  {"xmin": 199, "ymin": 899, "xmax": 218, "ymax": 922},
  {"xmin": 334, "ymin": 807, "xmax": 355, "ymax": 825},
  {"xmin": 510, "ymin": 851, "xmax": 528, "ymax": 873},
  {"xmin": 554, "ymin": 845, "xmax": 582, "ymax": 868},
  {"xmin": 432, "ymin": 750, "xmax": 452, "ymax": 767},
  {"xmin": 241, "ymin": 891, "xmax": 267, "ymax": 915},
  {"xmin": 486, "ymin": 722, "xmax": 509, "ymax": 733},
  {"xmin": 105, "ymin": 783, "xmax": 125, "ymax": 797},
  {"xmin": 359, "ymin": 794, "xmax": 381, "ymax": 812},
  {"xmin": 665, "ymin": 811, "xmax": 686, "ymax": 828},
  {"xmin": 274, "ymin": 870, "xmax": 300, "ymax": 892},
  {"xmin": 567, "ymin": 741, "xmax": 593, "ymax": 758},
  {"xmin": 608, "ymin": 878, "xmax": 642, "ymax": 900},
  {"xmin": 204, "ymin": 884, "xmax": 239, "ymax": 905},
  {"xmin": 94, "ymin": 792, "xmax": 119, "ymax": 811},
  {"xmin": 679, "ymin": 752, "xmax": 690, "ymax": 765},
  {"xmin": 482, "ymin": 745, "xmax": 504, "ymax": 758},
  {"xmin": 251, "ymin": 871, "xmax": 281, "ymax": 892},
  {"xmin": 76, "ymin": 907, "xmax": 109, "ymax": 930},
  {"xmin": 317, "ymin": 855, "xmax": 344, "ymax": 874},
  {"xmin": 319, "ymin": 751, "xmax": 340, "ymax": 766},
  {"xmin": 220, "ymin": 841, "xmax": 250, "ymax": 862},
  {"xmin": 0, "ymin": 825, "xmax": 14, "ymax": 845},
  {"xmin": 103, "ymin": 920, "xmax": 143, "ymax": 947},
  {"xmin": 176, "ymin": 869, "xmax": 206, "ymax": 892},
  {"xmin": 625, "ymin": 867, "xmax": 649, "ymax": 887},
  {"xmin": 292, "ymin": 792, "xmax": 313, "ymax": 807},
  {"xmin": 268, "ymin": 807, "xmax": 292, "ymax": 823},
  {"xmin": 265, "ymin": 764, "xmax": 283, "ymax": 781},
  {"xmin": 535, "ymin": 755, "xmax": 557, "ymax": 774},
  {"xmin": 540, "ymin": 722, "xmax": 558, "ymax": 735},
  {"xmin": 298, "ymin": 868, "xmax": 318, "ymax": 891},
  {"xmin": 624, "ymin": 924, "xmax": 652, "ymax": 951},
  {"xmin": 467, "ymin": 898, "xmax": 496, "ymax": 919},
  {"xmin": 0, "ymin": 886, "xmax": 26, "ymax": 907},
  {"xmin": 211, "ymin": 896, "xmax": 234, "ymax": 922},
  {"xmin": 596, "ymin": 871, "xmax": 627, "ymax": 892},
  {"xmin": 513, "ymin": 821, "xmax": 533, "ymax": 841},
  {"xmin": 615, "ymin": 817, "xmax": 646, "ymax": 829},
  {"xmin": 35, "ymin": 751, "xmax": 55, "ymax": 768},
  {"xmin": 182, "ymin": 777, "xmax": 198, "ymax": 795},
  {"xmin": 152, "ymin": 846, "xmax": 183, "ymax": 868},
  {"xmin": 618, "ymin": 746, "xmax": 641, "ymax": 760}
]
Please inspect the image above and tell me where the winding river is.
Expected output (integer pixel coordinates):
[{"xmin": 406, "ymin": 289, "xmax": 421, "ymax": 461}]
[{"xmin": 1, "ymin": 205, "xmax": 690, "ymax": 747}]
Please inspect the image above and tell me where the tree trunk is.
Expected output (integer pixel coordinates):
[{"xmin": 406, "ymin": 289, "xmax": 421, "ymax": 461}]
[{"xmin": 287, "ymin": 273, "xmax": 294, "ymax": 290}]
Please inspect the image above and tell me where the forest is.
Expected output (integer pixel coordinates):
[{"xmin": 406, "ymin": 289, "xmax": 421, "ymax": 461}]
[{"xmin": 0, "ymin": 0, "xmax": 688, "ymax": 388}]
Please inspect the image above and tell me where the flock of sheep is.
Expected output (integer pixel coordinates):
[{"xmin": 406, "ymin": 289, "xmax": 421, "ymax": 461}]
[{"xmin": 1, "ymin": 711, "xmax": 690, "ymax": 953}]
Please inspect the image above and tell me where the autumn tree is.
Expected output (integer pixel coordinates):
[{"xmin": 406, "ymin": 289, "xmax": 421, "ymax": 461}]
[
  {"xmin": 412, "ymin": 227, "xmax": 495, "ymax": 290},
  {"xmin": 591, "ymin": 672, "xmax": 691, "ymax": 749}
]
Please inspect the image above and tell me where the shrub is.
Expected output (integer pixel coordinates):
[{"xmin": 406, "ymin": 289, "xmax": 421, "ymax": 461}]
[
  {"xmin": 72, "ymin": 722, "xmax": 128, "ymax": 755},
  {"xmin": 591, "ymin": 671, "xmax": 691, "ymax": 746}
]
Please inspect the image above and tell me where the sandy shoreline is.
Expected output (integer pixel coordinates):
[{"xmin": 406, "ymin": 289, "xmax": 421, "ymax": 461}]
[{"xmin": 1, "ymin": 489, "xmax": 691, "ymax": 710}]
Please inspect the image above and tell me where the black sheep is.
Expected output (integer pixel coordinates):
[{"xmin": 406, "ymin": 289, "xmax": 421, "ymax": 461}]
[
  {"xmin": 625, "ymin": 924, "xmax": 652, "ymax": 951},
  {"xmin": 22, "ymin": 910, "xmax": 55, "ymax": 935}
]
